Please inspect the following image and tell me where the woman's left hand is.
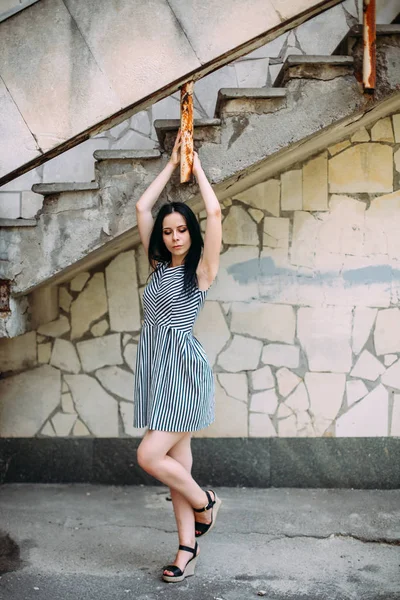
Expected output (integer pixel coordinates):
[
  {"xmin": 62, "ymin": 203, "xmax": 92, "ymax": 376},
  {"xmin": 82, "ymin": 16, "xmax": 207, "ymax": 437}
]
[
  {"xmin": 192, "ymin": 151, "xmax": 203, "ymax": 178},
  {"xmin": 169, "ymin": 130, "xmax": 182, "ymax": 168}
]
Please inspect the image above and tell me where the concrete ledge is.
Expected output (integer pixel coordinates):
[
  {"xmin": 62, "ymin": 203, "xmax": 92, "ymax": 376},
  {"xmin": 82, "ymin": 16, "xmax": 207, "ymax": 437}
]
[
  {"xmin": 215, "ymin": 87, "xmax": 287, "ymax": 117},
  {"xmin": 93, "ymin": 149, "xmax": 161, "ymax": 161},
  {"xmin": 0, "ymin": 438, "xmax": 398, "ymax": 488},
  {"xmin": 154, "ymin": 118, "xmax": 221, "ymax": 146},
  {"xmin": 274, "ymin": 55, "xmax": 354, "ymax": 87},
  {"xmin": 218, "ymin": 87, "xmax": 287, "ymax": 99},
  {"xmin": 348, "ymin": 24, "xmax": 400, "ymax": 37},
  {"xmin": 32, "ymin": 182, "xmax": 99, "ymax": 196},
  {"xmin": 285, "ymin": 55, "xmax": 354, "ymax": 65},
  {"xmin": 0, "ymin": 219, "xmax": 36, "ymax": 227}
]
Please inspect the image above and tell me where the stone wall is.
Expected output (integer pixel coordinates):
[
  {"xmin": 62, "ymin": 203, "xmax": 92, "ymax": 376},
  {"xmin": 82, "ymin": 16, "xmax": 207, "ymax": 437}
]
[{"xmin": 0, "ymin": 113, "xmax": 400, "ymax": 440}]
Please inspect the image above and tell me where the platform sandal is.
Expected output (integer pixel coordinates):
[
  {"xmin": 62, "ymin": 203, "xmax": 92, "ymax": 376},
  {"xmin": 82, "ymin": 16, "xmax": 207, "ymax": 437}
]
[
  {"xmin": 194, "ymin": 489, "xmax": 222, "ymax": 538},
  {"xmin": 162, "ymin": 543, "xmax": 199, "ymax": 583}
]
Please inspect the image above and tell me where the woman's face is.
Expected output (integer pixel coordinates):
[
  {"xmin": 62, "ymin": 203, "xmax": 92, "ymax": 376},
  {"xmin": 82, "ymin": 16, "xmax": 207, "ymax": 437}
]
[{"xmin": 162, "ymin": 211, "xmax": 191, "ymax": 260}]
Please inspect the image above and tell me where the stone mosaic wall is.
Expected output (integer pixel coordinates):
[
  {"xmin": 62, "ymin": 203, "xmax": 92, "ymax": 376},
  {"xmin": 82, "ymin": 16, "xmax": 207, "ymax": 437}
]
[{"xmin": 1, "ymin": 113, "xmax": 400, "ymax": 439}]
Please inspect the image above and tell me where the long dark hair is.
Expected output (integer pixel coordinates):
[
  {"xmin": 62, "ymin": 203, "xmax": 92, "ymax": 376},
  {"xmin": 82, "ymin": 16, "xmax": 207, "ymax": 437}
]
[{"xmin": 148, "ymin": 202, "xmax": 203, "ymax": 294}]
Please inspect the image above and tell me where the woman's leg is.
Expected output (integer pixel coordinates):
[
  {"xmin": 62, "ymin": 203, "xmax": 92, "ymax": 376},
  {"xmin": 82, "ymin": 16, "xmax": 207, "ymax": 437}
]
[
  {"xmin": 163, "ymin": 433, "xmax": 197, "ymax": 575},
  {"xmin": 137, "ymin": 429, "xmax": 214, "ymax": 573},
  {"xmin": 137, "ymin": 429, "xmax": 208, "ymax": 509},
  {"xmin": 167, "ymin": 435, "xmax": 214, "ymax": 537}
]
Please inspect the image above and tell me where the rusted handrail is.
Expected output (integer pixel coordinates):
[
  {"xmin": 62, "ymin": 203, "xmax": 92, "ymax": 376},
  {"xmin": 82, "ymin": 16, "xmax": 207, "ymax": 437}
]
[
  {"xmin": 180, "ymin": 81, "xmax": 194, "ymax": 183},
  {"xmin": 363, "ymin": 0, "xmax": 376, "ymax": 91}
]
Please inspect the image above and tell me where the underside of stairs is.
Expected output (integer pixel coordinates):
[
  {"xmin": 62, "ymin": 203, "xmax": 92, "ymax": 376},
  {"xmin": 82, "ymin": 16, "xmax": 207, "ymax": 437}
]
[
  {"xmin": 0, "ymin": 0, "xmax": 344, "ymax": 187},
  {"xmin": 1, "ymin": 24, "xmax": 400, "ymax": 338}
]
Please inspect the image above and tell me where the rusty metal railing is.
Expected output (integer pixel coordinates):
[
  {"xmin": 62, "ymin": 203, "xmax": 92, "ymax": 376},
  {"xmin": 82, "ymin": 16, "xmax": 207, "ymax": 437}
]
[
  {"xmin": 363, "ymin": 0, "xmax": 376, "ymax": 91},
  {"xmin": 180, "ymin": 81, "xmax": 194, "ymax": 183}
]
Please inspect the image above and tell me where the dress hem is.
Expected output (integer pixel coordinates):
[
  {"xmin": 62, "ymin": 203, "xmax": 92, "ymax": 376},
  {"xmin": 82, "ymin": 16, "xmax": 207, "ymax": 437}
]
[{"xmin": 133, "ymin": 418, "xmax": 215, "ymax": 433}]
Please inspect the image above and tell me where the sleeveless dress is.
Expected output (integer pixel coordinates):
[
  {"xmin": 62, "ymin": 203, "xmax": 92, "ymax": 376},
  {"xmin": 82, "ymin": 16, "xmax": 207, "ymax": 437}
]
[{"xmin": 133, "ymin": 262, "xmax": 215, "ymax": 432}]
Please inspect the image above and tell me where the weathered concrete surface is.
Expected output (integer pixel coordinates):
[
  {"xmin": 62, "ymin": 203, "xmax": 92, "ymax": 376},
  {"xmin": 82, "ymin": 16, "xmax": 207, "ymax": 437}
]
[
  {"xmin": 0, "ymin": 294, "xmax": 30, "ymax": 339},
  {"xmin": 0, "ymin": 0, "xmax": 344, "ymax": 186},
  {"xmin": 0, "ymin": 485, "xmax": 399, "ymax": 599},
  {"xmin": 345, "ymin": 25, "xmax": 400, "ymax": 101}
]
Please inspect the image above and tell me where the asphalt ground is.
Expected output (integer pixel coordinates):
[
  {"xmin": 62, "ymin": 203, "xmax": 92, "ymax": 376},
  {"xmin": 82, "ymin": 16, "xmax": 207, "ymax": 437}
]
[{"xmin": 0, "ymin": 484, "xmax": 399, "ymax": 600}]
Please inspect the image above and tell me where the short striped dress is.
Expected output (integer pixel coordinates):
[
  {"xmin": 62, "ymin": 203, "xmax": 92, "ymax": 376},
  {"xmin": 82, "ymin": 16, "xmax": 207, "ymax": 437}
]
[{"xmin": 133, "ymin": 262, "xmax": 215, "ymax": 432}]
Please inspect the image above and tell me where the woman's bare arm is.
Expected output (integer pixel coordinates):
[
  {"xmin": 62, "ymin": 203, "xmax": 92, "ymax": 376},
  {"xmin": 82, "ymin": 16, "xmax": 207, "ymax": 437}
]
[
  {"xmin": 136, "ymin": 132, "xmax": 181, "ymax": 256},
  {"xmin": 193, "ymin": 153, "xmax": 222, "ymax": 285}
]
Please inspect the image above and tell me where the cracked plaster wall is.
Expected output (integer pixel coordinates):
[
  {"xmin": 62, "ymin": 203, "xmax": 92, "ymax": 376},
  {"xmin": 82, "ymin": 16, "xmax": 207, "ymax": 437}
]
[{"xmin": 1, "ymin": 113, "xmax": 400, "ymax": 440}]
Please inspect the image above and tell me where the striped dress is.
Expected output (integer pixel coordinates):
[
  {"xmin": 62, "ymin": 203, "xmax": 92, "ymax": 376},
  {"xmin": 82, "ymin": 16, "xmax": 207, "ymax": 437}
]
[{"xmin": 133, "ymin": 262, "xmax": 215, "ymax": 432}]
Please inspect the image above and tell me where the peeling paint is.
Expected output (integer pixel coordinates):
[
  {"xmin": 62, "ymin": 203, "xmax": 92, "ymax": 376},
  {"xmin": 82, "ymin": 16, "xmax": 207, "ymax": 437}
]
[
  {"xmin": 343, "ymin": 265, "xmax": 393, "ymax": 285},
  {"xmin": 227, "ymin": 257, "xmax": 260, "ymax": 283},
  {"xmin": 227, "ymin": 258, "xmax": 400, "ymax": 287}
]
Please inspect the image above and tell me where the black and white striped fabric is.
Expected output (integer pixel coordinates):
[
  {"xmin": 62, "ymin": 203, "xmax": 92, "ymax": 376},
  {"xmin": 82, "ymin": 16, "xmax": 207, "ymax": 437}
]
[{"xmin": 133, "ymin": 262, "xmax": 215, "ymax": 432}]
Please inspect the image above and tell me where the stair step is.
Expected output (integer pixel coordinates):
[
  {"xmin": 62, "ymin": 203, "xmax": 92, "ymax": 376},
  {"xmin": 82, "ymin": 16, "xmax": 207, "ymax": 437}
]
[
  {"xmin": 348, "ymin": 24, "xmax": 400, "ymax": 37},
  {"xmin": 215, "ymin": 88, "xmax": 287, "ymax": 117},
  {"xmin": 154, "ymin": 118, "xmax": 221, "ymax": 147},
  {"xmin": 336, "ymin": 24, "xmax": 400, "ymax": 56},
  {"xmin": 93, "ymin": 149, "xmax": 161, "ymax": 161},
  {"xmin": 32, "ymin": 181, "xmax": 99, "ymax": 196},
  {"xmin": 0, "ymin": 218, "xmax": 37, "ymax": 227},
  {"xmin": 274, "ymin": 55, "xmax": 354, "ymax": 87}
]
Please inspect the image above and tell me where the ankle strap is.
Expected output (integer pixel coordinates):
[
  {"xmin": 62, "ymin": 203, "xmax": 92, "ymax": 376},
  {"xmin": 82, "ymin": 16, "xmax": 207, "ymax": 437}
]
[
  {"xmin": 179, "ymin": 543, "xmax": 197, "ymax": 555},
  {"xmin": 193, "ymin": 490, "xmax": 215, "ymax": 513}
]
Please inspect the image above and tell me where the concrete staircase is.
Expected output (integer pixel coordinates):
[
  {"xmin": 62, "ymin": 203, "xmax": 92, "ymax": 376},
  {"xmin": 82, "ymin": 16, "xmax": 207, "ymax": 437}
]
[
  {"xmin": 1, "ymin": 24, "xmax": 400, "ymax": 337},
  {"xmin": 0, "ymin": 0, "xmax": 344, "ymax": 187}
]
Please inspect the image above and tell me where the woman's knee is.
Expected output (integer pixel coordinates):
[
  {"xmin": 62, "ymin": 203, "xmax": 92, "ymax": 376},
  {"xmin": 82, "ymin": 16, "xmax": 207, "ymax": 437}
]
[
  {"xmin": 137, "ymin": 441, "xmax": 164, "ymax": 475},
  {"xmin": 137, "ymin": 430, "xmax": 185, "ymax": 473},
  {"xmin": 137, "ymin": 443, "xmax": 153, "ymax": 472}
]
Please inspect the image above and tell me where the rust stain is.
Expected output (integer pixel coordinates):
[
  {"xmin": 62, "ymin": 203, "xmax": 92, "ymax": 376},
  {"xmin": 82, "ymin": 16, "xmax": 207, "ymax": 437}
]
[
  {"xmin": 180, "ymin": 81, "xmax": 194, "ymax": 183},
  {"xmin": 363, "ymin": 0, "xmax": 376, "ymax": 91},
  {"xmin": 0, "ymin": 280, "xmax": 10, "ymax": 313}
]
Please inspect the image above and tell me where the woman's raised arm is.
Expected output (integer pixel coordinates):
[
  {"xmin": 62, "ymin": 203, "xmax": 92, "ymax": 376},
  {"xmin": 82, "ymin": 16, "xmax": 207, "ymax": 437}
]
[
  {"xmin": 135, "ymin": 131, "xmax": 181, "ymax": 256},
  {"xmin": 193, "ymin": 152, "xmax": 222, "ymax": 285}
]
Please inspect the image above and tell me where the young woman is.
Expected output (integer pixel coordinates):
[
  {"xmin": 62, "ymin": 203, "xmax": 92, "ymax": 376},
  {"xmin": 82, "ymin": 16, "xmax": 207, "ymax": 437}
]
[{"xmin": 133, "ymin": 131, "xmax": 223, "ymax": 583}]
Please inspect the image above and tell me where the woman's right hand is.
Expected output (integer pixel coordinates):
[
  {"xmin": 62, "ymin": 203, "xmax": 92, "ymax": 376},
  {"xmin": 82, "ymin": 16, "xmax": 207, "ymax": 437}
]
[{"xmin": 169, "ymin": 130, "xmax": 182, "ymax": 167}]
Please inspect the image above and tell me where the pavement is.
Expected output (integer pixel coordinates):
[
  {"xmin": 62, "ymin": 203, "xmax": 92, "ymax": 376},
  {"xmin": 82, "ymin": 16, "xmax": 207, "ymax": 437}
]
[{"xmin": 0, "ymin": 484, "xmax": 399, "ymax": 600}]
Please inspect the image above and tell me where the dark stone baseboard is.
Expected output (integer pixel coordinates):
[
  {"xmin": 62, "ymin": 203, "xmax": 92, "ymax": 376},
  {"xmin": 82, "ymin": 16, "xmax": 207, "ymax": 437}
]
[{"xmin": 0, "ymin": 437, "xmax": 399, "ymax": 488}]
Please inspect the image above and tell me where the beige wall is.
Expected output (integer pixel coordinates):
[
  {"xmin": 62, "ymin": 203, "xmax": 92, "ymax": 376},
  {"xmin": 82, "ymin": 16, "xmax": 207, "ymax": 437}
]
[{"xmin": 0, "ymin": 112, "xmax": 400, "ymax": 439}]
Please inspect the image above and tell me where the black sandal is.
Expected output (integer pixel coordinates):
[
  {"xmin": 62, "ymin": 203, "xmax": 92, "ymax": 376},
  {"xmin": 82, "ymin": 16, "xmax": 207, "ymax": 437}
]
[
  {"xmin": 193, "ymin": 490, "xmax": 222, "ymax": 538},
  {"xmin": 162, "ymin": 543, "xmax": 199, "ymax": 583}
]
